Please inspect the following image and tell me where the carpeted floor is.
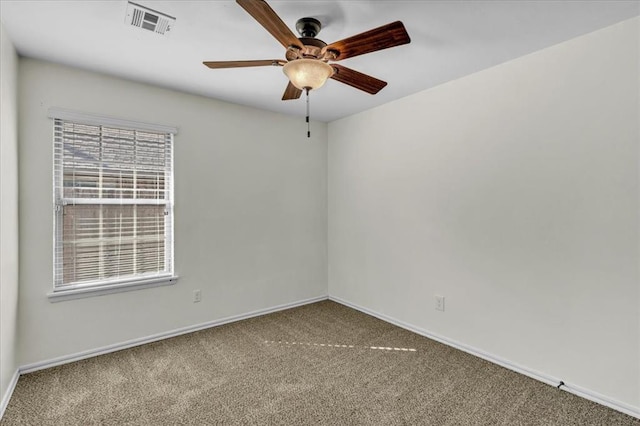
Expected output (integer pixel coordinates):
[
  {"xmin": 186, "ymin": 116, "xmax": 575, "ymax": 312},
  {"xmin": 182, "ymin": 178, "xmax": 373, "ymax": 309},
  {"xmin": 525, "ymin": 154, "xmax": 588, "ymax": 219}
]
[{"xmin": 2, "ymin": 300, "xmax": 638, "ymax": 425}]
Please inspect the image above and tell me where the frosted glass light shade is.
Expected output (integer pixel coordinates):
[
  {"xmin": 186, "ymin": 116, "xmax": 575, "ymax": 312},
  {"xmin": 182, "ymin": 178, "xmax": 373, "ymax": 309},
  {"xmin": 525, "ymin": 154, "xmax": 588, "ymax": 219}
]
[{"xmin": 283, "ymin": 59, "xmax": 334, "ymax": 90}]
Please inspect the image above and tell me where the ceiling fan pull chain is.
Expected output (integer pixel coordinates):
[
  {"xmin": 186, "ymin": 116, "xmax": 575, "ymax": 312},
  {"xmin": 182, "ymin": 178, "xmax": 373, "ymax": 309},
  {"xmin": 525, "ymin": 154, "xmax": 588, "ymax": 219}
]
[{"xmin": 306, "ymin": 87, "xmax": 311, "ymax": 138}]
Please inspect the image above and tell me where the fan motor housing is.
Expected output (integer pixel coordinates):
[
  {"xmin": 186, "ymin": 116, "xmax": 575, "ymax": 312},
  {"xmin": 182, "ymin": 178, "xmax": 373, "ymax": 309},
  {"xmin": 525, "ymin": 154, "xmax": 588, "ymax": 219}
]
[
  {"xmin": 298, "ymin": 37, "xmax": 326, "ymax": 49},
  {"xmin": 287, "ymin": 36, "xmax": 328, "ymax": 61}
]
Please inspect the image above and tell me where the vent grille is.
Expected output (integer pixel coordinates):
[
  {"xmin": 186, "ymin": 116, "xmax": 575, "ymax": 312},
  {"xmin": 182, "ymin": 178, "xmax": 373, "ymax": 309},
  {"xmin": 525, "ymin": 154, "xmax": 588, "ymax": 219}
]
[{"xmin": 126, "ymin": 2, "xmax": 175, "ymax": 35}]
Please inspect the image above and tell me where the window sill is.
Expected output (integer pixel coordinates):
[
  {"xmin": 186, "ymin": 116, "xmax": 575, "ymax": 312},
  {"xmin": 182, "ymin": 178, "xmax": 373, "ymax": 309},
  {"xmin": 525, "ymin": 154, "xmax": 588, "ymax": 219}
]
[{"xmin": 48, "ymin": 275, "xmax": 179, "ymax": 303}]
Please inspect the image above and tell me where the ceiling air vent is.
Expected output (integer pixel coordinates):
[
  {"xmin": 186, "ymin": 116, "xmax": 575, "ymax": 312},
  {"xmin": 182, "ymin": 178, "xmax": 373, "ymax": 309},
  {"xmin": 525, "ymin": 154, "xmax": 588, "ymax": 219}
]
[{"xmin": 125, "ymin": 1, "xmax": 175, "ymax": 35}]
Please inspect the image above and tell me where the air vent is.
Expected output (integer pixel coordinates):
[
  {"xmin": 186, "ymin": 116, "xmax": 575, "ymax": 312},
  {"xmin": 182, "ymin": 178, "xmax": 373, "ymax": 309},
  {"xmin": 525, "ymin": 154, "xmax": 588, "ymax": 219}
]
[{"xmin": 125, "ymin": 1, "xmax": 175, "ymax": 35}]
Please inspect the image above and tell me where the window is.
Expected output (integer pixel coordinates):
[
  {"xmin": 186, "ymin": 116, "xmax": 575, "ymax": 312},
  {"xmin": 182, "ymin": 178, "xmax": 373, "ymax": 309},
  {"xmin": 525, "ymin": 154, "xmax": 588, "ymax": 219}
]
[{"xmin": 50, "ymin": 109, "xmax": 177, "ymax": 299}]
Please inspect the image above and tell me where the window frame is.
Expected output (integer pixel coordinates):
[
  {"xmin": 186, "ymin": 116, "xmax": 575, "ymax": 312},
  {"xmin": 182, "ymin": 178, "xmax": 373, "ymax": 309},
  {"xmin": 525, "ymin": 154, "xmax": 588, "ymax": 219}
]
[{"xmin": 48, "ymin": 108, "xmax": 178, "ymax": 302}]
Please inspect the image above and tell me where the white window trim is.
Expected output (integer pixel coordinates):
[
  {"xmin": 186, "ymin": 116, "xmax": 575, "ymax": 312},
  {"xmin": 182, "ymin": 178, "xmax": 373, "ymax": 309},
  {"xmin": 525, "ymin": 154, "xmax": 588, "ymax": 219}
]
[
  {"xmin": 48, "ymin": 275, "xmax": 179, "ymax": 302},
  {"xmin": 48, "ymin": 107, "xmax": 178, "ymax": 134},
  {"xmin": 48, "ymin": 108, "xmax": 178, "ymax": 302}
]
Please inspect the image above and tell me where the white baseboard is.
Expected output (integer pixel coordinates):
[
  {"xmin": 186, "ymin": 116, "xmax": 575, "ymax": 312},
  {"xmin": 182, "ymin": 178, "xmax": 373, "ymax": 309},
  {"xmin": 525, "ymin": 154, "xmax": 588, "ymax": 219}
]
[
  {"xmin": 562, "ymin": 381, "xmax": 640, "ymax": 420},
  {"xmin": 0, "ymin": 368, "xmax": 20, "ymax": 419},
  {"xmin": 329, "ymin": 295, "xmax": 640, "ymax": 420},
  {"xmin": 20, "ymin": 295, "xmax": 328, "ymax": 374}
]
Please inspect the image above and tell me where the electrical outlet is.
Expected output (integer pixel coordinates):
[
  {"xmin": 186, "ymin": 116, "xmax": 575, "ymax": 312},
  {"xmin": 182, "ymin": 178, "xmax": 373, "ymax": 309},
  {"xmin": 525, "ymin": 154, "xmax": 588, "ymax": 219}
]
[
  {"xmin": 193, "ymin": 289, "xmax": 202, "ymax": 303},
  {"xmin": 435, "ymin": 295, "xmax": 445, "ymax": 312}
]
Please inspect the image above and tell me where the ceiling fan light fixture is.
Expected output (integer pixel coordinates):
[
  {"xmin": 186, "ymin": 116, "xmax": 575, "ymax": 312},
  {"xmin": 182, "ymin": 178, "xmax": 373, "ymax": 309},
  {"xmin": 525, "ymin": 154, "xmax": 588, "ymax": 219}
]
[{"xmin": 283, "ymin": 59, "xmax": 334, "ymax": 91}]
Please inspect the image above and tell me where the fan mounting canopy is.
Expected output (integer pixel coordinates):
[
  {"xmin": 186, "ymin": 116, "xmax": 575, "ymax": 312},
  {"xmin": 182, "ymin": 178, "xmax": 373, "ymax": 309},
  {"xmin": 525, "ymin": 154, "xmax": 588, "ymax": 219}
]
[{"xmin": 296, "ymin": 17, "xmax": 322, "ymax": 38}]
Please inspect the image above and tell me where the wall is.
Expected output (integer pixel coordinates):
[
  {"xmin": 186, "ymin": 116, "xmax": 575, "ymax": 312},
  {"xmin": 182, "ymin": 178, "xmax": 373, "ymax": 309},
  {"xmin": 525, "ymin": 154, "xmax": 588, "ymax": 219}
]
[
  {"xmin": 18, "ymin": 59, "xmax": 327, "ymax": 365},
  {"xmin": 0, "ymin": 21, "xmax": 19, "ymax": 409},
  {"xmin": 328, "ymin": 17, "xmax": 639, "ymax": 410}
]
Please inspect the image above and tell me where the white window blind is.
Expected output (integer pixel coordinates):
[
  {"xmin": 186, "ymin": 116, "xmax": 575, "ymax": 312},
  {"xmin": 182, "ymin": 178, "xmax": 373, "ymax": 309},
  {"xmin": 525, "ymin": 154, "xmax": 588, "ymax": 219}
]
[{"xmin": 53, "ymin": 117, "xmax": 175, "ymax": 291}]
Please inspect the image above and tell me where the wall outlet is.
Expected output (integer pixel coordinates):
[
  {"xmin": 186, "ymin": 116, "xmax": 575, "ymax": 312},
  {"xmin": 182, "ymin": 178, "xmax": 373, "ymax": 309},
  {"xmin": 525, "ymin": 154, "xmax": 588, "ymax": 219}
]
[
  {"xmin": 193, "ymin": 289, "xmax": 202, "ymax": 303},
  {"xmin": 435, "ymin": 295, "xmax": 445, "ymax": 312}
]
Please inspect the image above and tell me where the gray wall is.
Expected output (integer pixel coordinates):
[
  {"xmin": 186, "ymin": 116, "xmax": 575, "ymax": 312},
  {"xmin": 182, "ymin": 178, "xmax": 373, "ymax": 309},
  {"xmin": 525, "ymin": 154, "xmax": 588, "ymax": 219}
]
[
  {"xmin": 0, "ymin": 21, "xmax": 19, "ymax": 407},
  {"xmin": 328, "ymin": 18, "xmax": 639, "ymax": 408},
  {"xmin": 17, "ymin": 58, "xmax": 328, "ymax": 365}
]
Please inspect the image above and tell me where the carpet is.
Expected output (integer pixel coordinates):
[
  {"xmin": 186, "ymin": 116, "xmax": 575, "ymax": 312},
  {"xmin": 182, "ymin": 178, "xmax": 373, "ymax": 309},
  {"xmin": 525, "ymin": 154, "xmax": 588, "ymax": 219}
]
[{"xmin": 2, "ymin": 300, "xmax": 638, "ymax": 425}]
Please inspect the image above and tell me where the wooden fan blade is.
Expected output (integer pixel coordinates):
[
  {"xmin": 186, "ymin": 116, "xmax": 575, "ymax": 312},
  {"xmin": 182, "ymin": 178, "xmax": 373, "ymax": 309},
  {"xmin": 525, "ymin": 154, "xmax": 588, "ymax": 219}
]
[
  {"xmin": 236, "ymin": 0, "xmax": 302, "ymax": 50},
  {"xmin": 325, "ymin": 21, "xmax": 410, "ymax": 61},
  {"xmin": 282, "ymin": 81, "xmax": 303, "ymax": 100},
  {"xmin": 203, "ymin": 60, "xmax": 285, "ymax": 69},
  {"xmin": 330, "ymin": 64, "xmax": 387, "ymax": 95}
]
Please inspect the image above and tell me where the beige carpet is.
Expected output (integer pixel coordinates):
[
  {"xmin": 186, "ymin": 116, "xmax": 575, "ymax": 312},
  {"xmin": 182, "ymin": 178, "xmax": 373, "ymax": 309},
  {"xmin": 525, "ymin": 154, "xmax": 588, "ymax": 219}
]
[{"xmin": 2, "ymin": 300, "xmax": 638, "ymax": 425}]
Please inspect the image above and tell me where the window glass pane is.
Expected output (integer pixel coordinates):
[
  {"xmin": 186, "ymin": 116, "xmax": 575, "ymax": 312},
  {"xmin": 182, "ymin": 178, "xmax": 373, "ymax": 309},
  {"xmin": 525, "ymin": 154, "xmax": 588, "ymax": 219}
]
[
  {"xmin": 61, "ymin": 124, "xmax": 168, "ymax": 201},
  {"xmin": 60, "ymin": 204, "xmax": 166, "ymax": 286}
]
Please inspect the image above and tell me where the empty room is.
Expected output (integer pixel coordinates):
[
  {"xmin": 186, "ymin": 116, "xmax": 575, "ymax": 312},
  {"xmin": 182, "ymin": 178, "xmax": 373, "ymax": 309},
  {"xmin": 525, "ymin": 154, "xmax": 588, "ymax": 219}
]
[{"xmin": 0, "ymin": 0, "xmax": 639, "ymax": 424}]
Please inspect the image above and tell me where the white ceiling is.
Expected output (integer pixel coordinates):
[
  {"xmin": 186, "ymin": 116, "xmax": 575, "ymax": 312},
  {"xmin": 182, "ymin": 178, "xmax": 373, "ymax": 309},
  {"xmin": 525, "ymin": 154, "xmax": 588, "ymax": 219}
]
[{"xmin": 1, "ymin": 1, "xmax": 638, "ymax": 122}]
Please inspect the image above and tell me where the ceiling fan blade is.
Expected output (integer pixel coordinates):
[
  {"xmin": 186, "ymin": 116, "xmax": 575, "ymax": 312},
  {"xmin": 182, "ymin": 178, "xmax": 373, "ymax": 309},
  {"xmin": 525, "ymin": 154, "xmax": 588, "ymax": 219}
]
[
  {"xmin": 236, "ymin": 0, "xmax": 302, "ymax": 50},
  {"xmin": 282, "ymin": 81, "xmax": 303, "ymax": 100},
  {"xmin": 203, "ymin": 59, "xmax": 285, "ymax": 69},
  {"xmin": 330, "ymin": 64, "xmax": 387, "ymax": 95},
  {"xmin": 325, "ymin": 21, "xmax": 410, "ymax": 61}
]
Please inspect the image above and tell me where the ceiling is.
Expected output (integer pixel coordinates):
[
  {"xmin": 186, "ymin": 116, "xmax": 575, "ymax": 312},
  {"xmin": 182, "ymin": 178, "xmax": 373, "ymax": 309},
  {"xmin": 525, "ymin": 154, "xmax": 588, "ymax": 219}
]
[{"xmin": 1, "ymin": 1, "xmax": 638, "ymax": 122}]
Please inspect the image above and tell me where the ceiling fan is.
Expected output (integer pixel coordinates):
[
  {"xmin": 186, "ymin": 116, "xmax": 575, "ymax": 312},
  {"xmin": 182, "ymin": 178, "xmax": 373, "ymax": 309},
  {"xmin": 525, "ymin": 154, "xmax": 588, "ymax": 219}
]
[{"xmin": 203, "ymin": 0, "xmax": 411, "ymax": 101}]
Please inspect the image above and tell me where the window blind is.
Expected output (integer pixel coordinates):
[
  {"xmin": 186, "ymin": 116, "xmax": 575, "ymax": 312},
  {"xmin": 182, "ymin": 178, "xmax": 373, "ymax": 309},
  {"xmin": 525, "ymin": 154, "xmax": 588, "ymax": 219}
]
[{"xmin": 53, "ymin": 118, "xmax": 174, "ymax": 290}]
